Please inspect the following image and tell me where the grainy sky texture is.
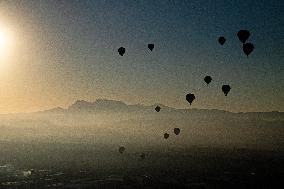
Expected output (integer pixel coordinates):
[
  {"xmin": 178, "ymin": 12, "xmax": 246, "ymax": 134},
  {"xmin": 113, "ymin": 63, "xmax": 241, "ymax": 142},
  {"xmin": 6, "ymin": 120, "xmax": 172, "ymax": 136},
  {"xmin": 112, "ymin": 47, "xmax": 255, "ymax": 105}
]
[{"xmin": 0, "ymin": 0, "xmax": 283, "ymax": 113}]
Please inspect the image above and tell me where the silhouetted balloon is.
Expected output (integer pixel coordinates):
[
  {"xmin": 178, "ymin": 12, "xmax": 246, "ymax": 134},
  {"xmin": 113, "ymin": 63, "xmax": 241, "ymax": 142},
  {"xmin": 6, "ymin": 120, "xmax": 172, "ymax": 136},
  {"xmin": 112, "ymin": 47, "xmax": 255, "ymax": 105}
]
[
  {"xmin": 222, "ymin": 85, "xmax": 231, "ymax": 96},
  {"xmin": 243, "ymin": 43, "xmax": 254, "ymax": 57},
  {"xmin": 204, "ymin": 76, "xmax": 212, "ymax": 85},
  {"xmin": 218, "ymin": 37, "xmax": 226, "ymax": 45},
  {"xmin": 119, "ymin": 146, "xmax": 125, "ymax": 154},
  {"xmin": 237, "ymin": 30, "xmax": 250, "ymax": 43},
  {"xmin": 174, "ymin": 128, "xmax": 180, "ymax": 135},
  {"xmin": 148, "ymin": 44, "xmax": 154, "ymax": 51},
  {"xmin": 186, "ymin": 93, "xmax": 195, "ymax": 105},
  {"xmin": 118, "ymin": 47, "xmax": 125, "ymax": 56},
  {"xmin": 164, "ymin": 133, "xmax": 169, "ymax": 139},
  {"xmin": 140, "ymin": 153, "xmax": 146, "ymax": 160},
  {"xmin": 155, "ymin": 106, "xmax": 161, "ymax": 112}
]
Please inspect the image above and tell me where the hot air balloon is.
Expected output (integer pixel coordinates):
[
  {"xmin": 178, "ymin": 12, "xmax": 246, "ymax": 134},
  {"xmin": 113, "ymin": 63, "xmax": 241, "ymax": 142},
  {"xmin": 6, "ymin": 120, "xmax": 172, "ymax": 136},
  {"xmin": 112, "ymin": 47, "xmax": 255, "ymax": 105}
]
[
  {"xmin": 164, "ymin": 133, "xmax": 169, "ymax": 139},
  {"xmin": 118, "ymin": 47, "xmax": 126, "ymax": 56},
  {"xmin": 186, "ymin": 93, "xmax": 195, "ymax": 105},
  {"xmin": 237, "ymin": 30, "xmax": 250, "ymax": 43},
  {"xmin": 204, "ymin": 76, "xmax": 212, "ymax": 85},
  {"xmin": 140, "ymin": 153, "xmax": 146, "ymax": 160},
  {"xmin": 222, "ymin": 85, "xmax": 231, "ymax": 96},
  {"xmin": 174, "ymin": 128, "xmax": 180, "ymax": 135},
  {"xmin": 243, "ymin": 43, "xmax": 254, "ymax": 57},
  {"xmin": 119, "ymin": 146, "xmax": 125, "ymax": 154},
  {"xmin": 155, "ymin": 106, "xmax": 161, "ymax": 112},
  {"xmin": 148, "ymin": 44, "xmax": 154, "ymax": 51},
  {"xmin": 218, "ymin": 37, "xmax": 226, "ymax": 45}
]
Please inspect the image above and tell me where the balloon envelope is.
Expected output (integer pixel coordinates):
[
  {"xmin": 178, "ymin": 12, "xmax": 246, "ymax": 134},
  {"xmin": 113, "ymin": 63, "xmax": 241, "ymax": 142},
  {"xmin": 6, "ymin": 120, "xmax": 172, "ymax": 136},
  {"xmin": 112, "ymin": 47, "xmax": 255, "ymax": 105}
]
[
  {"xmin": 148, "ymin": 44, "xmax": 154, "ymax": 51},
  {"xmin": 140, "ymin": 153, "xmax": 146, "ymax": 160},
  {"xmin": 164, "ymin": 133, "xmax": 169, "ymax": 139},
  {"xmin": 174, "ymin": 128, "xmax": 180, "ymax": 135},
  {"xmin": 237, "ymin": 30, "xmax": 250, "ymax": 43},
  {"xmin": 218, "ymin": 37, "xmax": 226, "ymax": 45},
  {"xmin": 243, "ymin": 43, "xmax": 254, "ymax": 57},
  {"xmin": 119, "ymin": 146, "xmax": 125, "ymax": 154},
  {"xmin": 155, "ymin": 106, "xmax": 161, "ymax": 112},
  {"xmin": 204, "ymin": 76, "xmax": 212, "ymax": 85},
  {"xmin": 222, "ymin": 85, "xmax": 231, "ymax": 96},
  {"xmin": 118, "ymin": 47, "xmax": 126, "ymax": 56},
  {"xmin": 186, "ymin": 93, "xmax": 195, "ymax": 105}
]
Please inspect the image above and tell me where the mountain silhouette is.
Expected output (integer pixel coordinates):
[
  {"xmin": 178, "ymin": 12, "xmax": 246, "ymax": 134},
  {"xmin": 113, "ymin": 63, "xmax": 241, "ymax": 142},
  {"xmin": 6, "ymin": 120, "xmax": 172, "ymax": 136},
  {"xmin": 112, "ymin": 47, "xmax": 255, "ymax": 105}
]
[
  {"xmin": 55, "ymin": 99, "xmax": 176, "ymax": 113},
  {"xmin": 68, "ymin": 99, "xmax": 129, "ymax": 112},
  {"xmin": 39, "ymin": 99, "xmax": 283, "ymax": 121}
]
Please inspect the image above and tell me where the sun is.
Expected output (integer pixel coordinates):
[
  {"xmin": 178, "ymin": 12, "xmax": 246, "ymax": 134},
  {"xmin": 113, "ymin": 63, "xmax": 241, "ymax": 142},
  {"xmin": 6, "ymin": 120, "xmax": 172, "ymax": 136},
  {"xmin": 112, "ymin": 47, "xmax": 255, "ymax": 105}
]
[
  {"xmin": 0, "ymin": 28, "xmax": 10, "ymax": 52},
  {"xmin": 0, "ymin": 26, "xmax": 13, "ymax": 59}
]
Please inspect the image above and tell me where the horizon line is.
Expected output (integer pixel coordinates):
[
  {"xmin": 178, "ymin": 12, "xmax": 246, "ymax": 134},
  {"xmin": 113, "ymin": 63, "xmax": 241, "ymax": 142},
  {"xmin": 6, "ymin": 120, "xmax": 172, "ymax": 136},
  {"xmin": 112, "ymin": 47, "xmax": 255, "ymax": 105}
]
[{"xmin": 0, "ymin": 98, "xmax": 282, "ymax": 115}]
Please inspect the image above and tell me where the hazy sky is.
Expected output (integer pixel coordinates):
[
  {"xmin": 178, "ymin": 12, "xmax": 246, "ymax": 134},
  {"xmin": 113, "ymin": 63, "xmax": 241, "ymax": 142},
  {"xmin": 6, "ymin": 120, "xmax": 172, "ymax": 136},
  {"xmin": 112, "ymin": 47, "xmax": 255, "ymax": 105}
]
[{"xmin": 0, "ymin": 0, "xmax": 283, "ymax": 113}]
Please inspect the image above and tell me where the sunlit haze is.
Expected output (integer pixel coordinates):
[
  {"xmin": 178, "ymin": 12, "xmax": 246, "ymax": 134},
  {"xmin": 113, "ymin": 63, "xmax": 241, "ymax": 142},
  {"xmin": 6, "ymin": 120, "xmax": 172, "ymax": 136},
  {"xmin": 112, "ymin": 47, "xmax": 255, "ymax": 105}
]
[{"xmin": 0, "ymin": 1, "xmax": 283, "ymax": 113}]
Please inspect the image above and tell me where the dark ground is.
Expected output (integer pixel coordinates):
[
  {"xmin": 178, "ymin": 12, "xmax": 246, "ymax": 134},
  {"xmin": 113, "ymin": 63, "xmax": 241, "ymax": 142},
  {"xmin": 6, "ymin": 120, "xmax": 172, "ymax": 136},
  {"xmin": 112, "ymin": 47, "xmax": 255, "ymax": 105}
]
[{"xmin": 0, "ymin": 142, "xmax": 283, "ymax": 189}]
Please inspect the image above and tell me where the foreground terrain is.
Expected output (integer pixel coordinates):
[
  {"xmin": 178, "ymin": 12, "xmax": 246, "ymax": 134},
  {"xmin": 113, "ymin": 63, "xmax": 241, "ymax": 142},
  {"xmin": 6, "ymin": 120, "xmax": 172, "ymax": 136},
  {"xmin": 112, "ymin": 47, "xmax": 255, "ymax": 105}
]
[{"xmin": 0, "ymin": 142, "xmax": 283, "ymax": 189}]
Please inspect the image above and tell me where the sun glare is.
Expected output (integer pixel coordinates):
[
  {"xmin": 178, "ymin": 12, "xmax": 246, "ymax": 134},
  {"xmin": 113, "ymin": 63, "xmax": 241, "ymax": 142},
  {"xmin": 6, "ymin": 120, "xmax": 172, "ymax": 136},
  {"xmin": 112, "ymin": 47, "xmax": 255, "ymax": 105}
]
[
  {"xmin": 0, "ymin": 30, "xmax": 7, "ymax": 51},
  {"xmin": 0, "ymin": 25, "xmax": 13, "ymax": 62}
]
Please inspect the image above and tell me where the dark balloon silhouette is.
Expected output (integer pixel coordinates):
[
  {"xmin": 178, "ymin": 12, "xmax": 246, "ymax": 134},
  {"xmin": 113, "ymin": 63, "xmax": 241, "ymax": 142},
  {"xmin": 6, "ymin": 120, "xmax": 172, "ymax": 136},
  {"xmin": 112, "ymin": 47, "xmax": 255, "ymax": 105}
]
[
  {"xmin": 164, "ymin": 133, "xmax": 169, "ymax": 139},
  {"xmin": 204, "ymin": 76, "xmax": 212, "ymax": 85},
  {"xmin": 140, "ymin": 153, "xmax": 146, "ymax": 160},
  {"xmin": 118, "ymin": 146, "xmax": 125, "ymax": 154},
  {"xmin": 243, "ymin": 43, "xmax": 254, "ymax": 57},
  {"xmin": 148, "ymin": 44, "xmax": 154, "ymax": 51},
  {"xmin": 174, "ymin": 128, "xmax": 180, "ymax": 135},
  {"xmin": 186, "ymin": 93, "xmax": 195, "ymax": 105},
  {"xmin": 237, "ymin": 30, "xmax": 250, "ymax": 43},
  {"xmin": 218, "ymin": 37, "xmax": 226, "ymax": 45},
  {"xmin": 222, "ymin": 85, "xmax": 231, "ymax": 96},
  {"xmin": 118, "ymin": 47, "xmax": 125, "ymax": 56},
  {"xmin": 155, "ymin": 106, "xmax": 161, "ymax": 112}
]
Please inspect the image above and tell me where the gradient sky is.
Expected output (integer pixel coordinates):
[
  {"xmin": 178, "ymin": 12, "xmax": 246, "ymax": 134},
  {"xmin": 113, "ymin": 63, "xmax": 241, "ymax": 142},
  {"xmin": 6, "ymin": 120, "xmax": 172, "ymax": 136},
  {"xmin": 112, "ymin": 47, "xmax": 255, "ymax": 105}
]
[{"xmin": 0, "ymin": 0, "xmax": 283, "ymax": 113}]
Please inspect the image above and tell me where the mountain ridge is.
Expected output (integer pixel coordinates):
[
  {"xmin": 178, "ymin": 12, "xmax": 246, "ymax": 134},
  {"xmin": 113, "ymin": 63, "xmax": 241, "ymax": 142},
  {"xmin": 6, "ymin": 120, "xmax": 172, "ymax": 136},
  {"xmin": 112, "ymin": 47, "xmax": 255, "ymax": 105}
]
[{"xmin": 38, "ymin": 99, "xmax": 283, "ymax": 115}]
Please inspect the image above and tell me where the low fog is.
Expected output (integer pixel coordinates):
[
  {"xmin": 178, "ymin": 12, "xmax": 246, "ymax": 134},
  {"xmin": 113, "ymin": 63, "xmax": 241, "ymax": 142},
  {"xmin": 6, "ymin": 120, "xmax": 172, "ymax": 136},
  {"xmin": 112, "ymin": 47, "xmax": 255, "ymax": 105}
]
[
  {"xmin": 0, "ymin": 100, "xmax": 283, "ymax": 152},
  {"xmin": 0, "ymin": 100, "xmax": 283, "ymax": 188}
]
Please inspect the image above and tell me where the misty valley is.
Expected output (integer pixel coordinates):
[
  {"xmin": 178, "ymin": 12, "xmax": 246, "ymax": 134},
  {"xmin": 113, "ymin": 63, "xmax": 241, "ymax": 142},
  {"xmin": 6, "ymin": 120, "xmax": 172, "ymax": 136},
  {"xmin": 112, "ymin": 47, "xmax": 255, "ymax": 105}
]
[{"xmin": 0, "ymin": 99, "xmax": 283, "ymax": 188}]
